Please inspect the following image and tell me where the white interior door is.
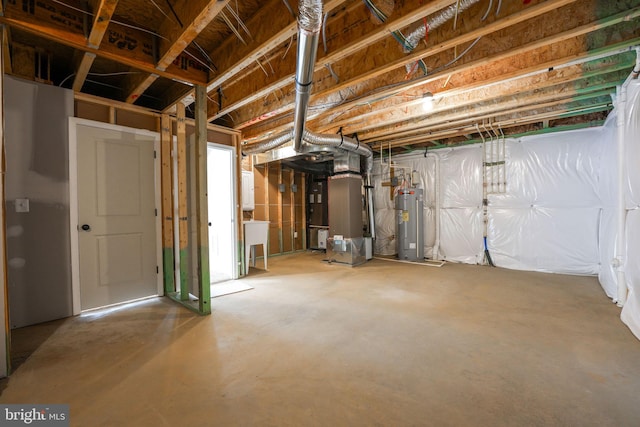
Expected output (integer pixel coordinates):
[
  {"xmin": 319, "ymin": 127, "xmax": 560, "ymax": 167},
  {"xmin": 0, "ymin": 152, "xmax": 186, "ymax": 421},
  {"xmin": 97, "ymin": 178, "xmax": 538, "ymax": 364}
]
[
  {"xmin": 74, "ymin": 121, "xmax": 160, "ymax": 311},
  {"xmin": 207, "ymin": 144, "xmax": 237, "ymax": 283}
]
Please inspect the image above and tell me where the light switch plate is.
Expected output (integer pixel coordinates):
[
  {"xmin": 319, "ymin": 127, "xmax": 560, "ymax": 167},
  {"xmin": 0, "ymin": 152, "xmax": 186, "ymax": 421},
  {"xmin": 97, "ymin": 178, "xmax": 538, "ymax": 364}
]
[{"xmin": 15, "ymin": 198, "xmax": 29, "ymax": 213}]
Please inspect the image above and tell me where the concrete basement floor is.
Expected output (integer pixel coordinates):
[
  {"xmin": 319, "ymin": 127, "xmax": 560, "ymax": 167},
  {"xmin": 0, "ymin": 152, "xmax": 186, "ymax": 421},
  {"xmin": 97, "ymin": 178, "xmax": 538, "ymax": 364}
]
[{"xmin": 1, "ymin": 251, "xmax": 639, "ymax": 426}]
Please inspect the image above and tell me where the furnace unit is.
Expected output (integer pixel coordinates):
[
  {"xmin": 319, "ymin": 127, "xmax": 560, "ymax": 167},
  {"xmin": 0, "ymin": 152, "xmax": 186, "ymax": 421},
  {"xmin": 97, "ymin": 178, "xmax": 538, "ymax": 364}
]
[
  {"xmin": 396, "ymin": 188, "xmax": 424, "ymax": 261},
  {"xmin": 327, "ymin": 152, "xmax": 367, "ymax": 266}
]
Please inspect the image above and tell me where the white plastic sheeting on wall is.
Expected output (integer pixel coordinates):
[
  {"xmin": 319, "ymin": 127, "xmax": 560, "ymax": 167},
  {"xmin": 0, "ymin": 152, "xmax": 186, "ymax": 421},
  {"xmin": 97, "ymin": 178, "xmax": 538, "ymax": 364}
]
[
  {"xmin": 372, "ymin": 127, "xmax": 605, "ymax": 275},
  {"xmin": 488, "ymin": 130, "xmax": 602, "ymax": 275},
  {"xmin": 620, "ymin": 79, "xmax": 640, "ymax": 340},
  {"xmin": 597, "ymin": 113, "xmax": 619, "ymax": 298}
]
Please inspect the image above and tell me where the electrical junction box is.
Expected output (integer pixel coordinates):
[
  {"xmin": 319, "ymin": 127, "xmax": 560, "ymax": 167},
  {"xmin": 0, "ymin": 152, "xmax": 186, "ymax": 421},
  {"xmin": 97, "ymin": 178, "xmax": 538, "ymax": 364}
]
[{"xmin": 242, "ymin": 171, "xmax": 255, "ymax": 211}]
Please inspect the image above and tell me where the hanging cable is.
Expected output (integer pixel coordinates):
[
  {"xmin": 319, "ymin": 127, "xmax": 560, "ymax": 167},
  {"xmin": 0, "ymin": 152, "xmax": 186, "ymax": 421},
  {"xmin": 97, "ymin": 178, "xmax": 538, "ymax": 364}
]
[
  {"xmin": 325, "ymin": 63, "xmax": 339, "ymax": 83},
  {"xmin": 282, "ymin": 35, "xmax": 294, "ymax": 59},
  {"xmin": 149, "ymin": 0, "xmax": 173, "ymax": 23},
  {"xmin": 225, "ymin": 4, "xmax": 253, "ymax": 40},
  {"xmin": 481, "ymin": 0, "xmax": 493, "ymax": 21},
  {"xmin": 164, "ymin": 0, "xmax": 183, "ymax": 27},
  {"xmin": 442, "ymin": 37, "xmax": 482, "ymax": 68},
  {"xmin": 322, "ymin": 12, "xmax": 330, "ymax": 53},
  {"xmin": 59, "ymin": 71, "xmax": 143, "ymax": 87},
  {"xmin": 282, "ymin": 0, "xmax": 296, "ymax": 18},
  {"xmin": 220, "ymin": 11, "xmax": 248, "ymax": 44}
]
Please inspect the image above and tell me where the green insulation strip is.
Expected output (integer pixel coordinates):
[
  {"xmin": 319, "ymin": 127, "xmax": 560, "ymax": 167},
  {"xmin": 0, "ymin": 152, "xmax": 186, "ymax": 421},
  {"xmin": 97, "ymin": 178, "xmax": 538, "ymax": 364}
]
[
  {"xmin": 163, "ymin": 248, "xmax": 175, "ymax": 295},
  {"xmin": 179, "ymin": 249, "xmax": 189, "ymax": 301},
  {"xmin": 199, "ymin": 246, "xmax": 210, "ymax": 315}
]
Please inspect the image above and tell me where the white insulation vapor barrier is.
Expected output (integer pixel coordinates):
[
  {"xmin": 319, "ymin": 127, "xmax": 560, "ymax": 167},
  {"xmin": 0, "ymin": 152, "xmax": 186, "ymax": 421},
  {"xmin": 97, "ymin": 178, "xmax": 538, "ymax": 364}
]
[
  {"xmin": 372, "ymin": 79, "xmax": 640, "ymax": 340},
  {"xmin": 372, "ymin": 129, "xmax": 603, "ymax": 273},
  {"xmin": 619, "ymin": 79, "xmax": 640, "ymax": 340}
]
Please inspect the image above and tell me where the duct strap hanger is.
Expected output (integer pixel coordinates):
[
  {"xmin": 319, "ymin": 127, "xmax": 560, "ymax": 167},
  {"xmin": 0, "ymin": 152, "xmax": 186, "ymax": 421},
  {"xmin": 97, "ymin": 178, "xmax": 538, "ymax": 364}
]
[
  {"xmin": 424, "ymin": 147, "xmax": 428, "ymax": 157},
  {"xmin": 296, "ymin": 78, "xmax": 313, "ymax": 88},
  {"xmin": 353, "ymin": 133, "xmax": 360, "ymax": 150},
  {"xmin": 337, "ymin": 127, "xmax": 344, "ymax": 147}
]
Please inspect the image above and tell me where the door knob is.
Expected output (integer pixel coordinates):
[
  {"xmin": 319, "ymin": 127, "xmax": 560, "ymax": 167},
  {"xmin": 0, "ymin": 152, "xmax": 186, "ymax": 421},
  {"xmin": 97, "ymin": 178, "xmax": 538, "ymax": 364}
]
[{"xmin": 81, "ymin": 224, "xmax": 91, "ymax": 231}]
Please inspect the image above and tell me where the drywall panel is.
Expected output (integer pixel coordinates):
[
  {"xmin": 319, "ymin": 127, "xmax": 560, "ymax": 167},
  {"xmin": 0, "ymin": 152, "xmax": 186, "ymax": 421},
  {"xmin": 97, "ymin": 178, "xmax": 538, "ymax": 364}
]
[{"xmin": 5, "ymin": 76, "xmax": 74, "ymax": 328}]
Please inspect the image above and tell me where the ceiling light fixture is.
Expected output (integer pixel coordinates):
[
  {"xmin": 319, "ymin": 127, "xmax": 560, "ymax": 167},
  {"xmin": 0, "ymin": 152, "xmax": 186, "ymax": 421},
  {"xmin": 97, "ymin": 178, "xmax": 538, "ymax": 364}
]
[{"xmin": 422, "ymin": 91, "xmax": 434, "ymax": 112}]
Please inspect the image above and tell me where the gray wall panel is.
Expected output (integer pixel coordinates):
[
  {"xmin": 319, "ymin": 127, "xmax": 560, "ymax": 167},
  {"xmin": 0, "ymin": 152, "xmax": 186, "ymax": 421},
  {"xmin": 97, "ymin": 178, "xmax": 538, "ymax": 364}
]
[{"xmin": 5, "ymin": 76, "xmax": 73, "ymax": 328}]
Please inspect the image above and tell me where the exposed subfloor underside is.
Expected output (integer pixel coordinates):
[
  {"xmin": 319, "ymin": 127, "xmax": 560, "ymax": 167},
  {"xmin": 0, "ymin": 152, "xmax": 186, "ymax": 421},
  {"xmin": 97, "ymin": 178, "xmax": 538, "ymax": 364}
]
[{"xmin": 1, "ymin": 252, "xmax": 639, "ymax": 426}]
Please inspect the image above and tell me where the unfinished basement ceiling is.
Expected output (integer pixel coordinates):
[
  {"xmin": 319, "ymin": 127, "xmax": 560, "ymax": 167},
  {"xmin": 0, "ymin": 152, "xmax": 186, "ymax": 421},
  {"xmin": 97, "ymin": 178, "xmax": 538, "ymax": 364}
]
[{"xmin": 1, "ymin": 0, "xmax": 638, "ymax": 152}]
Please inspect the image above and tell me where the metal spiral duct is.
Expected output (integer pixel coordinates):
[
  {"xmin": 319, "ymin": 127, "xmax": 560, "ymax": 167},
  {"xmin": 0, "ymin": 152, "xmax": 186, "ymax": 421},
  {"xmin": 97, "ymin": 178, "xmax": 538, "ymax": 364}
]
[{"xmin": 241, "ymin": 0, "xmax": 373, "ymax": 175}]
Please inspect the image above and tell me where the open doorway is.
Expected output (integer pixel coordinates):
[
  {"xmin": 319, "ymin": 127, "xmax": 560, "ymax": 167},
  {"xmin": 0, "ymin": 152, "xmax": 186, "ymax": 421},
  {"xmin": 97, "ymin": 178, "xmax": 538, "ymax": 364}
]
[{"xmin": 207, "ymin": 143, "xmax": 238, "ymax": 283}]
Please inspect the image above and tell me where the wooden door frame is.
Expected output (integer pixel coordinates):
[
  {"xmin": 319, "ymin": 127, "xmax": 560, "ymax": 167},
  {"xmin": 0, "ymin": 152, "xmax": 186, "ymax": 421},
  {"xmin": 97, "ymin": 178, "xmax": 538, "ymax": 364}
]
[{"xmin": 68, "ymin": 117, "xmax": 162, "ymax": 315}]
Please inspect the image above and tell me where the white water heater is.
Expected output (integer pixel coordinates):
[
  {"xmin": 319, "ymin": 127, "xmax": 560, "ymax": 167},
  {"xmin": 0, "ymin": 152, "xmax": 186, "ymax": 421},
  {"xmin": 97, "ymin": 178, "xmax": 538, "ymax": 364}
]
[{"xmin": 396, "ymin": 188, "xmax": 424, "ymax": 261}]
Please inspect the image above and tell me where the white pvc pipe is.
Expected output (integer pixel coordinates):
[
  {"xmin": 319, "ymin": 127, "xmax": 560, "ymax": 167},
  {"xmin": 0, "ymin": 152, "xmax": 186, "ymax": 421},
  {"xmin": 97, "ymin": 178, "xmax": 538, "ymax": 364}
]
[{"xmin": 615, "ymin": 84, "xmax": 628, "ymax": 307}]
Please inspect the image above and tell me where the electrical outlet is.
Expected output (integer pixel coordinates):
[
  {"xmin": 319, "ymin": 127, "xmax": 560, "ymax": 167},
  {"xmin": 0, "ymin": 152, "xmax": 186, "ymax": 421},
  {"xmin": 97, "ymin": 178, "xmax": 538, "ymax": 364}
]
[{"xmin": 294, "ymin": 231, "xmax": 298, "ymax": 238}]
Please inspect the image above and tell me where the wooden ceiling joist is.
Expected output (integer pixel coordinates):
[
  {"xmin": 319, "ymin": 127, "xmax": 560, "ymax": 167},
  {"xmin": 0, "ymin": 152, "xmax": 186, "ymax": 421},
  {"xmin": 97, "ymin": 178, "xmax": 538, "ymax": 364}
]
[
  {"xmin": 371, "ymin": 101, "xmax": 612, "ymax": 149},
  {"xmin": 241, "ymin": 4, "xmax": 640, "ymax": 142},
  {"xmin": 2, "ymin": 0, "xmax": 637, "ymax": 148},
  {"xmin": 226, "ymin": 0, "xmax": 579, "ymax": 130},
  {"xmin": 325, "ymin": 58, "xmax": 633, "ymax": 138},
  {"xmin": 200, "ymin": 0, "xmax": 349, "ymax": 103},
  {"xmin": 207, "ymin": 0, "xmax": 460, "ymax": 122},
  {"xmin": 365, "ymin": 87, "xmax": 616, "ymax": 147},
  {"xmin": 72, "ymin": 0, "xmax": 119, "ymax": 91},
  {"xmin": 0, "ymin": 0, "xmax": 208, "ymax": 85},
  {"xmin": 124, "ymin": 0, "xmax": 231, "ymax": 104},
  {"xmin": 241, "ymin": 1, "xmax": 640, "ymax": 140}
]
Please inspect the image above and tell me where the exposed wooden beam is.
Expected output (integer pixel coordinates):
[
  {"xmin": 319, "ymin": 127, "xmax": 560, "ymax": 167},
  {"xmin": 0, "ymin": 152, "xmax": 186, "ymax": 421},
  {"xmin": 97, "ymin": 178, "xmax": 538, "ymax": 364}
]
[
  {"xmin": 87, "ymin": 0, "xmax": 118, "ymax": 48},
  {"xmin": 366, "ymin": 87, "xmax": 616, "ymax": 146},
  {"xmin": 124, "ymin": 74, "xmax": 159, "ymax": 104},
  {"xmin": 243, "ymin": 6, "xmax": 640, "ymax": 141},
  {"xmin": 203, "ymin": 0, "xmax": 348, "ymax": 94},
  {"xmin": 208, "ymin": 0, "xmax": 459, "ymax": 121},
  {"xmin": 124, "ymin": 0, "xmax": 230, "ymax": 104},
  {"xmin": 330, "ymin": 60, "xmax": 632, "ymax": 138},
  {"xmin": 160, "ymin": 113, "xmax": 175, "ymax": 295},
  {"xmin": 176, "ymin": 102, "xmax": 188, "ymax": 301},
  {"xmin": 240, "ymin": 0, "xmax": 632, "ymax": 136},
  {"xmin": 72, "ymin": 52, "xmax": 96, "ymax": 92},
  {"xmin": 370, "ymin": 102, "xmax": 613, "ymax": 148},
  {"xmin": 0, "ymin": 0, "xmax": 207, "ymax": 85},
  {"xmin": 157, "ymin": 0, "xmax": 230, "ymax": 71},
  {"xmin": 72, "ymin": 0, "xmax": 119, "ymax": 91},
  {"xmin": 194, "ymin": 85, "xmax": 210, "ymax": 314}
]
